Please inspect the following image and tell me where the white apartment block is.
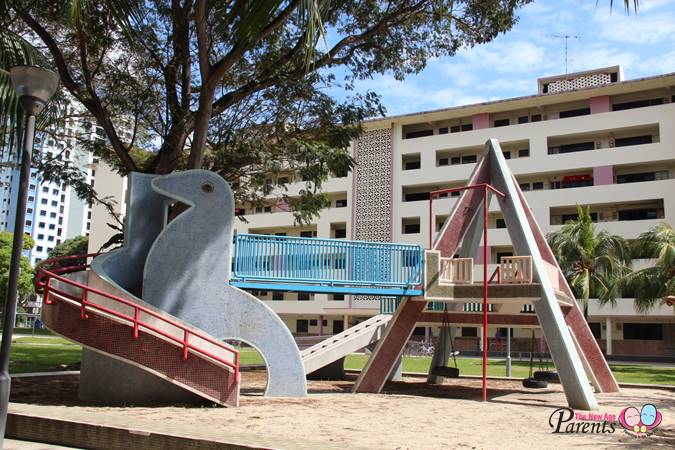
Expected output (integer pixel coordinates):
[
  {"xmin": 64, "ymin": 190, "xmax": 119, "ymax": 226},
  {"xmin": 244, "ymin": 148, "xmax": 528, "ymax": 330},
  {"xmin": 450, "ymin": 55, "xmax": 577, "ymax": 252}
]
[
  {"xmin": 89, "ymin": 66, "xmax": 675, "ymax": 359},
  {"xmin": 233, "ymin": 66, "xmax": 675, "ymax": 358},
  {"xmin": 0, "ymin": 103, "xmax": 110, "ymax": 266}
]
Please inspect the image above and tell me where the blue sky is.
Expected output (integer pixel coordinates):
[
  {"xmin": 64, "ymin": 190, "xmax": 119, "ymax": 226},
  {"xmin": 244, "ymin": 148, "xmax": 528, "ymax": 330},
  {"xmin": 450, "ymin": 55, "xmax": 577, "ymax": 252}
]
[{"xmin": 330, "ymin": 0, "xmax": 675, "ymax": 117}]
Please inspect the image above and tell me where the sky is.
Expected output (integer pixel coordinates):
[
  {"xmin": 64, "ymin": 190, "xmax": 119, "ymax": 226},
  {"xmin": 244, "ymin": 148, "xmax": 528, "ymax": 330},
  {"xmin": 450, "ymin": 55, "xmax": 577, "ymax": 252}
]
[{"xmin": 329, "ymin": 0, "xmax": 675, "ymax": 117}]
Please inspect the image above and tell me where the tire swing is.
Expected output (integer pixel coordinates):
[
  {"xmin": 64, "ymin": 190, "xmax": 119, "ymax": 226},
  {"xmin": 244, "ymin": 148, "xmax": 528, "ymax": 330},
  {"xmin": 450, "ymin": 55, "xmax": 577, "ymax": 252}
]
[
  {"xmin": 523, "ymin": 330, "xmax": 548, "ymax": 389},
  {"xmin": 532, "ymin": 332, "xmax": 560, "ymax": 383},
  {"xmin": 430, "ymin": 304, "xmax": 460, "ymax": 378}
]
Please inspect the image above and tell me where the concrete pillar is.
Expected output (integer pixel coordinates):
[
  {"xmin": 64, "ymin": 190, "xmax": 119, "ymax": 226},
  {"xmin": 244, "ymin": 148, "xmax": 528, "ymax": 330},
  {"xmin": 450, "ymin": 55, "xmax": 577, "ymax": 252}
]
[
  {"xmin": 506, "ymin": 327, "xmax": 512, "ymax": 377},
  {"xmin": 343, "ymin": 315, "xmax": 349, "ymax": 331},
  {"xmin": 424, "ymin": 326, "xmax": 430, "ymax": 343},
  {"xmin": 479, "ymin": 326, "xmax": 484, "ymax": 351},
  {"xmin": 388, "ymin": 356, "xmax": 403, "ymax": 382},
  {"xmin": 605, "ymin": 318, "xmax": 612, "ymax": 356},
  {"xmin": 319, "ymin": 315, "xmax": 324, "ymax": 336}
]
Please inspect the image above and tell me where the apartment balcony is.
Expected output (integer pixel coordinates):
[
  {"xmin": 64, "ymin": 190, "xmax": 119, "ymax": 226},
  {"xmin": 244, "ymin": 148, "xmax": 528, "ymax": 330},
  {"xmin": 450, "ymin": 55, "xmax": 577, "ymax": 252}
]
[{"xmin": 588, "ymin": 298, "xmax": 674, "ymax": 320}]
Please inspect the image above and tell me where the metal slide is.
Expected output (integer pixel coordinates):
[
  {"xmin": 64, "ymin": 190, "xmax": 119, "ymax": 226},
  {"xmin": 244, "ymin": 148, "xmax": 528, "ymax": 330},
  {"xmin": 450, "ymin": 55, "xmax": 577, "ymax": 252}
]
[{"xmin": 301, "ymin": 314, "xmax": 392, "ymax": 374}]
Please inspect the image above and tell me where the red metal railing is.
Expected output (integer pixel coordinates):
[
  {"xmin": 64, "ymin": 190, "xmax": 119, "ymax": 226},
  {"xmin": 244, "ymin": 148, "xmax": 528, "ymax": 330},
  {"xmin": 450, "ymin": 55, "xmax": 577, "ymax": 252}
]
[{"xmin": 35, "ymin": 254, "xmax": 240, "ymax": 382}]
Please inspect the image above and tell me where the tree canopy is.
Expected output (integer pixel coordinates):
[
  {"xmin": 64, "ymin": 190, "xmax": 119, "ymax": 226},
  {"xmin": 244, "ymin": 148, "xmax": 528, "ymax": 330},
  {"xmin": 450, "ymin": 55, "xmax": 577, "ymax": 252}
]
[
  {"xmin": 0, "ymin": 231, "xmax": 34, "ymax": 307},
  {"xmin": 621, "ymin": 222, "xmax": 675, "ymax": 311},
  {"xmin": 1, "ymin": 0, "xmax": 531, "ymax": 222},
  {"xmin": 547, "ymin": 205, "xmax": 631, "ymax": 315}
]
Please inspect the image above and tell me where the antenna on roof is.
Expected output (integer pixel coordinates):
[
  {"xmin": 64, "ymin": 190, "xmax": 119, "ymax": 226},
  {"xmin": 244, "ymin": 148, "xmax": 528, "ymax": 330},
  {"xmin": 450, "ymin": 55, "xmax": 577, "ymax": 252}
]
[{"xmin": 549, "ymin": 34, "xmax": 580, "ymax": 75}]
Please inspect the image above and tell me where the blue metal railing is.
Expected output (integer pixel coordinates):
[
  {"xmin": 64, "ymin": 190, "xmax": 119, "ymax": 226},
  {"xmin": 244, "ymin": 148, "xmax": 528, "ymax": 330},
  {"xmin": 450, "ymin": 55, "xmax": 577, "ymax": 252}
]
[
  {"xmin": 380, "ymin": 297, "xmax": 403, "ymax": 314},
  {"xmin": 233, "ymin": 234, "xmax": 424, "ymax": 289}
]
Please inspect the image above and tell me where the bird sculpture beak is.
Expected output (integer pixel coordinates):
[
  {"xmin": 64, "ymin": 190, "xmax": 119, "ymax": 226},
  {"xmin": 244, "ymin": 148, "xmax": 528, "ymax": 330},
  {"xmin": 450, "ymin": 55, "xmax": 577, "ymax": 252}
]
[{"xmin": 151, "ymin": 173, "xmax": 185, "ymax": 203}]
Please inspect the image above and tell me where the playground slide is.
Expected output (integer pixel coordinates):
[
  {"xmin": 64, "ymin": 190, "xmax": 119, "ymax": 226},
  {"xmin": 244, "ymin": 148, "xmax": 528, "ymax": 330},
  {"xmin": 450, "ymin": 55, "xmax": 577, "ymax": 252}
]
[
  {"xmin": 301, "ymin": 314, "xmax": 392, "ymax": 374},
  {"xmin": 39, "ymin": 268, "xmax": 240, "ymax": 407}
]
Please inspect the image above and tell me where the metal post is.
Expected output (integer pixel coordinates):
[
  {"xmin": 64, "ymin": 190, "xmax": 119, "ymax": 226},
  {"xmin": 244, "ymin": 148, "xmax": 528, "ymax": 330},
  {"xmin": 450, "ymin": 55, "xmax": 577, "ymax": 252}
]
[
  {"xmin": 0, "ymin": 113, "xmax": 36, "ymax": 439},
  {"xmin": 506, "ymin": 327, "xmax": 512, "ymax": 377},
  {"xmin": 482, "ymin": 186, "xmax": 488, "ymax": 402}
]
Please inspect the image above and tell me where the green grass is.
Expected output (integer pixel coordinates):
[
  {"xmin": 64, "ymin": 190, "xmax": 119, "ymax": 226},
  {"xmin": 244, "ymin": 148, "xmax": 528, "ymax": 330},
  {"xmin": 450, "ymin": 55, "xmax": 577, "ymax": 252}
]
[
  {"xmin": 8, "ymin": 341, "xmax": 675, "ymax": 386},
  {"xmin": 9, "ymin": 343, "xmax": 82, "ymax": 374},
  {"xmin": 12, "ymin": 337, "xmax": 76, "ymax": 345},
  {"xmin": 344, "ymin": 355, "xmax": 675, "ymax": 386}
]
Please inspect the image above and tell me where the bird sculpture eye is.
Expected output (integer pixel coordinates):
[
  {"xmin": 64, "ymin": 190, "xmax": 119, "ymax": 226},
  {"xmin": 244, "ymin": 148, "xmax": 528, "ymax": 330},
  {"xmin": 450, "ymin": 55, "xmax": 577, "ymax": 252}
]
[{"xmin": 201, "ymin": 182, "xmax": 214, "ymax": 193}]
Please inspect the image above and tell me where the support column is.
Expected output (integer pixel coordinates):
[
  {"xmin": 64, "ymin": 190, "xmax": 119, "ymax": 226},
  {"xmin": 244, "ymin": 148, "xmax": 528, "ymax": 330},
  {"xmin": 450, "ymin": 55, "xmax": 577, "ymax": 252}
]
[
  {"xmin": 506, "ymin": 327, "xmax": 512, "ymax": 377},
  {"xmin": 319, "ymin": 315, "xmax": 324, "ymax": 336},
  {"xmin": 479, "ymin": 326, "xmax": 484, "ymax": 352},
  {"xmin": 605, "ymin": 318, "xmax": 612, "ymax": 356},
  {"xmin": 343, "ymin": 315, "xmax": 349, "ymax": 331}
]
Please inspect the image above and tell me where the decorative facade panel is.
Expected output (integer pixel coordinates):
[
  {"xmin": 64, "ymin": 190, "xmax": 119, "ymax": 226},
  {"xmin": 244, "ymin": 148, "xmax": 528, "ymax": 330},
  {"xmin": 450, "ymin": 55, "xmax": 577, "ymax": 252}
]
[
  {"xmin": 353, "ymin": 128, "xmax": 392, "ymax": 243},
  {"xmin": 353, "ymin": 128, "xmax": 393, "ymax": 302}
]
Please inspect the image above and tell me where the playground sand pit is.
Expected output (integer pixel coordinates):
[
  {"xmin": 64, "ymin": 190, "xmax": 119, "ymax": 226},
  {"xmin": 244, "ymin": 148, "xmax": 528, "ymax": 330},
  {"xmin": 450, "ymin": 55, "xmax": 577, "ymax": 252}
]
[{"xmin": 9, "ymin": 371, "xmax": 675, "ymax": 449}]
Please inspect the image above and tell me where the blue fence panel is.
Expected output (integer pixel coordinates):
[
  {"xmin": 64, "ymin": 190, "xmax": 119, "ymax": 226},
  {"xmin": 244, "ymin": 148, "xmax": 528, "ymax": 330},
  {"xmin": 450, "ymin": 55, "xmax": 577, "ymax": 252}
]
[{"xmin": 232, "ymin": 234, "xmax": 424, "ymax": 288}]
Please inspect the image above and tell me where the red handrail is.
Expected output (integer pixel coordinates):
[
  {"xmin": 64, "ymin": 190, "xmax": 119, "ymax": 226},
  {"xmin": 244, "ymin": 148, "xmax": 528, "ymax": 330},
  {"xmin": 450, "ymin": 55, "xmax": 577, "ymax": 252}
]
[{"xmin": 35, "ymin": 254, "xmax": 240, "ymax": 383}]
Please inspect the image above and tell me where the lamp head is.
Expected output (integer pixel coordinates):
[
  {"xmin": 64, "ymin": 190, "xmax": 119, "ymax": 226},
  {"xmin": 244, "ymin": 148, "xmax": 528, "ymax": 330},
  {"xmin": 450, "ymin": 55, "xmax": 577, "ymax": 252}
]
[{"xmin": 10, "ymin": 66, "xmax": 59, "ymax": 115}]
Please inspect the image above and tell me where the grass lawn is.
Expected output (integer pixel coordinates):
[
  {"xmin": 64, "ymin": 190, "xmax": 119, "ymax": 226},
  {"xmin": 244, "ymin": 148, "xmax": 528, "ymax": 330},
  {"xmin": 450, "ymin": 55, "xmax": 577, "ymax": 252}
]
[
  {"xmin": 9, "ymin": 343, "xmax": 82, "ymax": 374},
  {"xmin": 7, "ymin": 342, "xmax": 675, "ymax": 386}
]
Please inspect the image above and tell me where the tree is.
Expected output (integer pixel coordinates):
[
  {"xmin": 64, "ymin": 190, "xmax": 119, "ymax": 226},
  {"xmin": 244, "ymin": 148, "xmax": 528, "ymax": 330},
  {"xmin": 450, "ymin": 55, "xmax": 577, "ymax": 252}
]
[
  {"xmin": 0, "ymin": 231, "xmax": 34, "ymax": 310},
  {"xmin": 621, "ymin": 223, "xmax": 674, "ymax": 312},
  {"xmin": 0, "ymin": 0, "xmax": 531, "ymax": 223},
  {"xmin": 45, "ymin": 235, "xmax": 89, "ymax": 269},
  {"xmin": 547, "ymin": 205, "xmax": 631, "ymax": 317}
]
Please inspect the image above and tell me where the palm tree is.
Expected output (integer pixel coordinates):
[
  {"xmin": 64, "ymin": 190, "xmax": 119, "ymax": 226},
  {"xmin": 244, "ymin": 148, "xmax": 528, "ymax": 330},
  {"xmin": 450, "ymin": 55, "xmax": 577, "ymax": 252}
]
[
  {"xmin": 621, "ymin": 223, "xmax": 675, "ymax": 312},
  {"xmin": 547, "ymin": 205, "xmax": 631, "ymax": 317}
]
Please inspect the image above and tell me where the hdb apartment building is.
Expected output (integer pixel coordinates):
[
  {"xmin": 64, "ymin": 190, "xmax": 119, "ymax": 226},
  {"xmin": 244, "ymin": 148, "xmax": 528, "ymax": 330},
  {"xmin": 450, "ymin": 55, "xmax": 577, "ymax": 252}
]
[{"xmin": 229, "ymin": 66, "xmax": 675, "ymax": 359}]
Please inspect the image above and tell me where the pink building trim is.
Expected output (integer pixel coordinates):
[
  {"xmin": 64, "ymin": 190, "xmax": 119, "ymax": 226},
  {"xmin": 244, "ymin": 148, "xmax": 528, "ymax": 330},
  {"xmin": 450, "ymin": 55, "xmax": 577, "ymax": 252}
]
[
  {"xmin": 593, "ymin": 165, "xmax": 614, "ymax": 186},
  {"xmin": 472, "ymin": 113, "xmax": 489, "ymax": 130},
  {"xmin": 590, "ymin": 96, "xmax": 610, "ymax": 114}
]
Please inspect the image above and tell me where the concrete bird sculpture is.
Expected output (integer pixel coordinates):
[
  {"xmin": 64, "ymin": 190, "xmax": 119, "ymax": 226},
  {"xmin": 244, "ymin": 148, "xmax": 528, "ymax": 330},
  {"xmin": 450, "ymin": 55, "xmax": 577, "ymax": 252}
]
[{"xmin": 142, "ymin": 170, "xmax": 307, "ymax": 397}]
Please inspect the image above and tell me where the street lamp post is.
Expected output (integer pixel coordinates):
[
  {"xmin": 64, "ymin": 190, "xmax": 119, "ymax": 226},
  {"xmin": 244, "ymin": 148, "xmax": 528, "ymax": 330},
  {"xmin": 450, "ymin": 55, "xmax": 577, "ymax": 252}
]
[{"xmin": 0, "ymin": 66, "xmax": 59, "ymax": 443}]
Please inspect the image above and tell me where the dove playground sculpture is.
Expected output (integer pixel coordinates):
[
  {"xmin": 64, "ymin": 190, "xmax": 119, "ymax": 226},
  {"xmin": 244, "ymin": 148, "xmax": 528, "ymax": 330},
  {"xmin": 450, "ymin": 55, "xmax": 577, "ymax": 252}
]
[{"xmin": 85, "ymin": 170, "xmax": 307, "ymax": 400}]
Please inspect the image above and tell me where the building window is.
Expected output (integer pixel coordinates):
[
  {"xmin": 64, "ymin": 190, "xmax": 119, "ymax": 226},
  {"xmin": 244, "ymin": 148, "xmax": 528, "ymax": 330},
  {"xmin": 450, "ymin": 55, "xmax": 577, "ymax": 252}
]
[
  {"xmin": 494, "ymin": 118, "xmax": 510, "ymax": 127},
  {"xmin": 309, "ymin": 319, "xmax": 318, "ymax": 326},
  {"xmin": 404, "ymin": 129, "xmax": 433, "ymax": 139},
  {"xmin": 42, "ymin": 186, "xmax": 48, "ymax": 193},
  {"xmin": 461, "ymin": 327, "xmax": 478, "ymax": 337},
  {"xmin": 36, "ymin": 246, "xmax": 42, "ymax": 252},
  {"xmin": 496, "ymin": 218, "xmax": 506, "ymax": 229},
  {"xmin": 39, "ymin": 210, "xmax": 46, "ymax": 216},
  {"xmin": 48, "ymin": 224, "xmax": 55, "ymax": 230},
  {"xmin": 559, "ymin": 108, "xmax": 590, "ymax": 118},
  {"xmin": 438, "ymin": 157, "xmax": 449, "ymax": 166},
  {"xmin": 334, "ymin": 228, "xmax": 346, "ymax": 239},
  {"xmin": 502, "ymin": 151, "xmax": 511, "ymax": 160},
  {"xmin": 518, "ymin": 116, "xmax": 529, "ymax": 124},
  {"xmin": 300, "ymin": 230, "xmax": 316, "ymax": 238},
  {"xmin": 612, "ymin": 98, "xmax": 663, "ymax": 111},
  {"xmin": 589, "ymin": 322, "xmax": 601, "ymax": 339},
  {"xmin": 40, "ymin": 199, "xmax": 47, "ymax": 204},
  {"xmin": 331, "ymin": 294, "xmax": 345, "ymax": 301},
  {"xmin": 623, "ymin": 323, "xmax": 663, "ymax": 340},
  {"xmin": 461, "ymin": 123, "xmax": 473, "ymax": 131},
  {"xmin": 37, "ymin": 234, "xmax": 44, "ymax": 239},
  {"xmin": 614, "ymin": 135, "xmax": 653, "ymax": 147},
  {"xmin": 404, "ymin": 192, "xmax": 429, "ymax": 202},
  {"xmin": 404, "ymin": 159, "xmax": 421, "ymax": 170},
  {"xmin": 25, "ymin": 220, "xmax": 32, "ymax": 227},
  {"xmin": 403, "ymin": 219, "xmax": 420, "ymax": 234},
  {"xmin": 272, "ymin": 292, "xmax": 284, "ymax": 301},
  {"xmin": 450, "ymin": 156, "xmax": 461, "ymax": 165},
  {"xmin": 532, "ymin": 182, "xmax": 544, "ymax": 190},
  {"xmin": 618, "ymin": 208, "xmax": 658, "ymax": 221},
  {"xmin": 275, "ymin": 232, "xmax": 286, "ymax": 236},
  {"xmin": 531, "ymin": 114, "xmax": 542, "ymax": 122},
  {"xmin": 296, "ymin": 320, "xmax": 309, "ymax": 333},
  {"xmin": 298, "ymin": 292, "xmax": 310, "ymax": 301},
  {"xmin": 518, "ymin": 148, "xmax": 530, "ymax": 158},
  {"xmin": 438, "ymin": 127, "xmax": 448, "ymax": 134},
  {"xmin": 38, "ymin": 222, "xmax": 45, "ymax": 228},
  {"xmin": 335, "ymin": 199, "xmax": 348, "ymax": 208},
  {"xmin": 461, "ymin": 155, "xmax": 477, "ymax": 164},
  {"xmin": 519, "ymin": 183, "xmax": 530, "ymax": 191},
  {"xmin": 28, "ymin": 196, "xmax": 34, "ymax": 202}
]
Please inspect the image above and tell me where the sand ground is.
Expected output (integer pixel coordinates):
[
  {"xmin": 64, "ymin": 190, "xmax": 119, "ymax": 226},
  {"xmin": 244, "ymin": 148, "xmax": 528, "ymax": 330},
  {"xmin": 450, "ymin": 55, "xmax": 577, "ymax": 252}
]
[{"xmin": 9, "ymin": 371, "xmax": 675, "ymax": 450}]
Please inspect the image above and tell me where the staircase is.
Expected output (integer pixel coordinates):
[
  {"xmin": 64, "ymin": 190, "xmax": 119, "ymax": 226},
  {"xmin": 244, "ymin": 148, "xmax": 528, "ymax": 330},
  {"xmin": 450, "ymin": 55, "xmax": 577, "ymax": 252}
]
[
  {"xmin": 37, "ymin": 259, "xmax": 240, "ymax": 407},
  {"xmin": 301, "ymin": 315, "xmax": 392, "ymax": 374}
]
